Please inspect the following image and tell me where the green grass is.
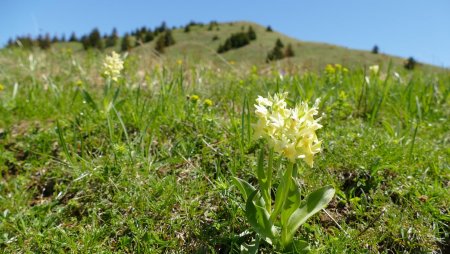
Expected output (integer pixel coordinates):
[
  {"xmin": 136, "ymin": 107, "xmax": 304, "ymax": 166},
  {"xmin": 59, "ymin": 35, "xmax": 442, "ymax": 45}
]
[{"xmin": 0, "ymin": 36, "xmax": 449, "ymax": 253}]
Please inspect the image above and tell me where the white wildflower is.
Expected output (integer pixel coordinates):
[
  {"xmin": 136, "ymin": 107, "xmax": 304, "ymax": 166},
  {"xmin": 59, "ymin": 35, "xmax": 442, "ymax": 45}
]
[
  {"xmin": 253, "ymin": 92, "xmax": 323, "ymax": 167},
  {"xmin": 369, "ymin": 65, "xmax": 379, "ymax": 75},
  {"xmin": 102, "ymin": 51, "xmax": 123, "ymax": 82}
]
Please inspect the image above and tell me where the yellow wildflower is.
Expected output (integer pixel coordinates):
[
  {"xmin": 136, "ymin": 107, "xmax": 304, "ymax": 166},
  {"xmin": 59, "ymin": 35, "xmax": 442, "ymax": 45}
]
[
  {"xmin": 0, "ymin": 83, "xmax": 4, "ymax": 91},
  {"xmin": 204, "ymin": 99, "xmax": 213, "ymax": 107},
  {"xmin": 190, "ymin": 94, "xmax": 200, "ymax": 103},
  {"xmin": 75, "ymin": 80, "xmax": 83, "ymax": 87},
  {"xmin": 325, "ymin": 64, "xmax": 335, "ymax": 74},
  {"xmin": 102, "ymin": 51, "xmax": 123, "ymax": 82},
  {"xmin": 253, "ymin": 92, "xmax": 323, "ymax": 167},
  {"xmin": 177, "ymin": 59, "xmax": 183, "ymax": 65}
]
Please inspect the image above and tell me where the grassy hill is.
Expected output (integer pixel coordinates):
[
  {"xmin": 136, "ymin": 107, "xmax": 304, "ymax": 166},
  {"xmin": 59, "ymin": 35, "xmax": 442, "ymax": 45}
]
[
  {"xmin": 124, "ymin": 21, "xmax": 446, "ymax": 73},
  {"xmin": 142, "ymin": 21, "xmax": 408, "ymax": 70},
  {"xmin": 7, "ymin": 21, "xmax": 444, "ymax": 74}
]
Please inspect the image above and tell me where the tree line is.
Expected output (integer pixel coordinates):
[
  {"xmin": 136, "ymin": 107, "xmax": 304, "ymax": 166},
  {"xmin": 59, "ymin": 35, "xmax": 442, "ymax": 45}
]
[{"xmin": 5, "ymin": 21, "xmax": 174, "ymax": 52}]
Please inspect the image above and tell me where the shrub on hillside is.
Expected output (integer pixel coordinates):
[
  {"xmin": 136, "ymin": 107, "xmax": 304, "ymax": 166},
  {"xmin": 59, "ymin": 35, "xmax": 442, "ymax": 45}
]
[
  {"xmin": 155, "ymin": 21, "xmax": 167, "ymax": 34},
  {"xmin": 7, "ymin": 36, "xmax": 35, "ymax": 49},
  {"xmin": 266, "ymin": 39, "xmax": 284, "ymax": 62},
  {"xmin": 404, "ymin": 57, "xmax": 417, "ymax": 70},
  {"xmin": 69, "ymin": 32, "xmax": 78, "ymax": 42},
  {"xmin": 248, "ymin": 26, "xmax": 257, "ymax": 40},
  {"xmin": 372, "ymin": 45, "xmax": 379, "ymax": 54},
  {"xmin": 267, "ymin": 39, "xmax": 295, "ymax": 62},
  {"xmin": 82, "ymin": 28, "xmax": 104, "ymax": 50},
  {"xmin": 208, "ymin": 21, "xmax": 219, "ymax": 31},
  {"xmin": 51, "ymin": 35, "xmax": 59, "ymax": 43},
  {"xmin": 105, "ymin": 28, "xmax": 119, "ymax": 48},
  {"xmin": 155, "ymin": 30, "xmax": 176, "ymax": 53},
  {"xmin": 37, "ymin": 34, "xmax": 52, "ymax": 50},
  {"xmin": 217, "ymin": 32, "xmax": 250, "ymax": 53},
  {"xmin": 217, "ymin": 28, "xmax": 256, "ymax": 53},
  {"xmin": 284, "ymin": 43, "xmax": 295, "ymax": 57},
  {"xmin": 134, "ymin": 27, "xmax": 146, "ymax": 44},
  {"xmin": 144, "ymin": 30, "xmax": 154, "ymax": 43},
  {"xmin": 121, "ymin": 34, "xmax": 133, "ymax": 52}
]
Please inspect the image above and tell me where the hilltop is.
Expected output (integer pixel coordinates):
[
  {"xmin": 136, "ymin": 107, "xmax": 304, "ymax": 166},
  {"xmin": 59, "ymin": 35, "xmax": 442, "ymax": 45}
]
[{"xmin": 4, "ymin": 21, "xmax": 445, "ymax": 73}]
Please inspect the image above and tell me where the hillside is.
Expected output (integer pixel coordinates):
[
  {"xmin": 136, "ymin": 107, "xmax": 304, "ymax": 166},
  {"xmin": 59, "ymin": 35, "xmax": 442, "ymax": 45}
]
[
  {"xmin": 121, "ymin": 21, "xmax": 445, "ymax": 72},
  {"xmin": 138, "ymin": 21, "xmax": 411, "ymax": 70},
  {"xmin": 4, "ymin": 21, "xmax": 445, "ymax": 73}
]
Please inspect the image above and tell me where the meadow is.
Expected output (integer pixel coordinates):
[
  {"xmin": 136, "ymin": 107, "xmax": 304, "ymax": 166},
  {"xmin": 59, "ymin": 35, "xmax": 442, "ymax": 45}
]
[{"xmin": 0, "ymin": 43, "xmax": 449, "ymax": 253}]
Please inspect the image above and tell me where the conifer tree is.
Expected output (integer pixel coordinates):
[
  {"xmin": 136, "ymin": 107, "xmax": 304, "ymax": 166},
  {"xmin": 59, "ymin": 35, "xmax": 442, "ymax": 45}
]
[
  {"xmin": 266, "ymin": 38, "xmax": 285, "ymax": 62},
  {"xmin": 156, "ymin": 21, "xmax": 167, "ymax": 33},
  {"xmin": 81, "ymin": 35, "xmax": 89, "ymax": 50},
  {"xmin": 106, "ymin": 28, "xmax": 119, "ymax": 48},
  {"xmin": 155, "ymin": 30, "xmax": 175, "ymax": 53},
  {"xmin": 6, "ymin": 38, "xmax": 14, "ymax": 48},
  {"xmin": 87, "ymin": 28, "xmax": 104, "ymax": 50},
  {"xmin": 208, "ymin": 21, "xmax": 218, "ymax": 31},
  {"xmin": 217, "ymin": 32, "xmax": 251, "ymax": 53},
  {"xmin": 21, "ymin": 36, "xmax": 35, "ymax": 49},
  {"xmin": 163, "ymin": 30, "xmax": 175, "ymax": 46},
  {"xmin": 275, "ymin": 38, "xmax": 284, "ymax": 48},
  {"xmin": 139, "ymin": 27, "xmax": 147, "ymax": 39},
  {"xmin": 247, "ymin": 26, "xmax": 256, "ymax": 40},
  {"xmin": 144, "ymin": 29, "xmax": 154, "ymax": 43},
  {"xmin": 155, "ymin": 35, "xmax": 166, "ymax": 53},
  {"xmin": 37, "ymin": 35, "xmax": 43, "ymax": 48},
  {"xmin": 121, "ymin": 33, "xmax": 133, "ymax": 52},
  {"xmin": 69, "ymin": 32, "xmax": 78, "ymax": 42},
  {"xmin": 51, "ymin": 35, "xmax": 59, "ymax": 43},
  {"xmin": 38, "ymin": 33, "xmax": 52, "ymax": 50},
  {"xmin": 404, "ymin": 57, "xmax": 416, "ymax": 70},
  {"xmin": 372, "ymin": 45, "xmax": 379, "ymax": 54}
]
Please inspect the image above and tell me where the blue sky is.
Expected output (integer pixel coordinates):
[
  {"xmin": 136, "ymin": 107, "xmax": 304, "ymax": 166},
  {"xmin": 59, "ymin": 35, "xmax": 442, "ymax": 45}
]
[{"xmin": 1, "ymin": 0, "xmax": 449, "ymax": 67}]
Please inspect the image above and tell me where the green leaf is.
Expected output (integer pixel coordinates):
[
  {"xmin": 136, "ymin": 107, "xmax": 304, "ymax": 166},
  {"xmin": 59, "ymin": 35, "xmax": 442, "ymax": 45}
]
[
  {"xmin": 232, "ymin": 177, "xmax": 266, "ymax": 209},
  {"xmin": 256, "ymin": 148, "xmax": 266, "ymax": 185},
  {"xmin": 232, "ymin": 177, "xmax": 256, "ymax": 201},
  {"xmin": 289, "ymin": 239, "xmax": 310, "ymax": 253},
  {"xmin": 81, "ymin": 89, "xmax": 98, "ymax": 111},
  {"xmin": 271, "ymin": 163, "xmax": 294, "ymax": 221},
  {"xmin": 240, "ymin": 237, "xmax": 260, "ymax": 254},
  {"xmin": 256, "ymin": 148, "xmax": 271, "ymax": 210},
  {"xmin": 55, "ymin": 121, "xmax": 72, "ymax": 164},
  {"xmin": 283, "ymin": 185, "xmax": 335, "ymax": 247},
  {"xmin": 245, "ymin": 190, "xmax": 276, "ymax": 240},
  {"xmin": 281, "ymin": 176, "xmax": 301, "ymax": 227}
]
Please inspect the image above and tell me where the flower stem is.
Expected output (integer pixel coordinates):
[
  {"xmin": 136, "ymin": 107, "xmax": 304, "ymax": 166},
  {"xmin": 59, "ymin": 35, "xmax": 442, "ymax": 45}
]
[
  {"xmin": 266, "ymin": 148, "xmax": 274, "ymax": 212},
  {"xmin": 270, "ymin": 161, "xmax": 294, "ymax": 222}
]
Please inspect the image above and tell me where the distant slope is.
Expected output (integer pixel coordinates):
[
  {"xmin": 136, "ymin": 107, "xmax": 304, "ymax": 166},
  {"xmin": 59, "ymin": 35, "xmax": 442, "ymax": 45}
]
[
  {"xmin": 3, "ymin": 21, "xmax": 445, "ymax": 73},
  {"xmin": 130, "ymin": 21, "xmax": 442, "ymax": 72}
]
